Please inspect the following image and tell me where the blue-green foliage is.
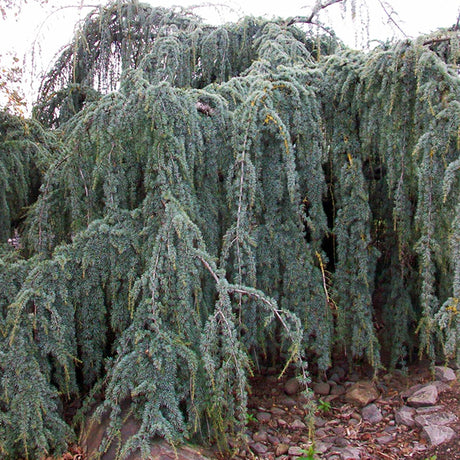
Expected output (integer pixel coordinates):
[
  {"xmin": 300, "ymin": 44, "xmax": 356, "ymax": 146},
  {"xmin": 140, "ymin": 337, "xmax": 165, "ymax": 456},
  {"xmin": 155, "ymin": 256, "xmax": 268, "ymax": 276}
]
[{"xmin": 0, "ymin": 1, "xmax": 460, "ymax": 458}]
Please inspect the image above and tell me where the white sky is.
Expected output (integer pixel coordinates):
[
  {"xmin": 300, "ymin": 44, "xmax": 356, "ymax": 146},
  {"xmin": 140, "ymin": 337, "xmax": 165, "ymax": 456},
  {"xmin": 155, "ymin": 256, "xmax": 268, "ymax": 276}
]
[{"xmin": 1, "ymin": 0, "xmax": 459, "ymax": 110}]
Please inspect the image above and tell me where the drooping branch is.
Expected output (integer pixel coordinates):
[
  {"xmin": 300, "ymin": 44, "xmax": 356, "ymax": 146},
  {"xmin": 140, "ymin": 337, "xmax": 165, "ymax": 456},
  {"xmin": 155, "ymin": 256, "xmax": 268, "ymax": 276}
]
[{"xmin": 286, "ymin": 0, "xmax": 344, "ymax": 26}]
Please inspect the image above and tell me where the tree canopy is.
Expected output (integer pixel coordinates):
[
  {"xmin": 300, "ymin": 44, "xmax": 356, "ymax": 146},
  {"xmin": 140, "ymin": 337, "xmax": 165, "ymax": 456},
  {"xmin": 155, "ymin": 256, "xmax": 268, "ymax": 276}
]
[{"xmin": 0, "ymin": 1, "xmax": 460, "ymax": 458}]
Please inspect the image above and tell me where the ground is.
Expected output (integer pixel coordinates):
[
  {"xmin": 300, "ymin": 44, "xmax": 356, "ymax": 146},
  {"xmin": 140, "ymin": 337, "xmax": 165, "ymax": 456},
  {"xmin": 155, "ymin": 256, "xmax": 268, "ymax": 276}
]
[{"xmin": 57, "ymin": 361, "xmax": 460, "ymax": 460}]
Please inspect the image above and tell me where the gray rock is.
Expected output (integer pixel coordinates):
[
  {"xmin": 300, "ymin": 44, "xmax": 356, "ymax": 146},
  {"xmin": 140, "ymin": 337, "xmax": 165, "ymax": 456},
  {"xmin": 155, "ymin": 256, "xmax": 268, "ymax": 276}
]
[
  {"xmin": 252, "ymin": 430, "xmax": 268, "ymax": 443},
  {"xmin": 407, "ymin": 384, "xmax": 438, "ymax": 407},
  {"xmin": 335, "ymin": 437, "xmax": 350, "ymax": 447},
  {"xmin": 291, "ymin": 419, "xmax": 307, "ymax": 429},
  {"xmin": 361, "ymin": 403, "xmax": 383, "ymax": 423},
  {"xmin": 415, "ymin": 405, "xmax": 444, "ymax": 414},
  {"xmin": 376, "ymin": 435, "xmax": 393, "ymax": 444},
  {"xmin": 414, "ymin": 411, "xmax": 457, "ymax": 428},
  {"xmin": 421, "ymin": 425, "xmax": 456, "ymax": 446},
  {"xmin": 345, "ymin": 381, "xmax": 380, "ymax": 406},
  {"xmin": 316, "ymin": 441, "xmax": 332, "ymax": 453},
  {"xmin": 267, "ymin": 434, "xmax": 280, "ymax": 444},
  {"xmin": 330, "ymin": 384, "xmax": 346, "ymax": 396},
  {"xmin": 250, "ymin": 442, "xmax": 268, "ymax": 454},
  {"xmin": 284, "ymin": 377, "xmax": 300, "ymax": 395},
  {"xmin": 256, "ymin": 411, "xmax": 272, "ymax": 423},
  {"xmin": 340, "ymin": 447, "xmax": 362, "ymax": 459},
  {"xmin": 288, "ymin": 446, "xmax": 304, "ymax": 456},
  {"xmin": 313, "ymin": 382, "xmax": 331, "ymax": 396},
  {"xmin": 401, "ymin": 383, "xmax": 426, "ymax": 399},
  {"xmin": 434, "ymin": 366, "xmax": 457, "ymax": 382},
  {"xmin": 270, "ymin": 406, "xmax": 286, "ymax": 416},
  {"xmin": 432, "ymin": 380, "xmax": 451, "ymax": 393},
  {"xmin": 315, "ymin": 416, "xmax": 327, "ymax": 427},
  {"xmin": 395, "ymin": 406, "xmax": 416, "ymax": 427},
  {"xmin": 275, "ymin": 443, "xmax": 289, "ymax": 456},
  {"xmin": 279, "ymin": 396, "xmax": 297, "ymax": 408}
]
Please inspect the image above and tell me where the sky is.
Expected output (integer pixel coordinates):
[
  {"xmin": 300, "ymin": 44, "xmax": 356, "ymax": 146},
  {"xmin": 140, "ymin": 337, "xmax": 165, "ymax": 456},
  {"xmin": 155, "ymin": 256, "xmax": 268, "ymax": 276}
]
[{"xmin": 0, "ymin": 0, "xmax": 459, "ymax": 110}]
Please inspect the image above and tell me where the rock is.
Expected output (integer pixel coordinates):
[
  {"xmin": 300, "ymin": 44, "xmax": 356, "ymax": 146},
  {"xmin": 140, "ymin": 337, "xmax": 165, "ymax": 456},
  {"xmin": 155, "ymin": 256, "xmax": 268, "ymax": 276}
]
[
  {"xmin": 288, "ymin": 446, "xmax": 304, "ymax": 456},
  {"xmin": 376, "ymin": 435, "xmax": 393, "ymax": 444},
  {"xmin": 361, "ymin": 403, "xmax": 383, "ymax": 423},
  {"xmin": 250, "ymin": 442, "xmax": 268, "ymax": 454},
  {"xmin": 316, "ymin": 441, "xmax": 331, "ymax": 453},
  {"xmin": 329, "ymin": 365, "xmax": 347, "ymax": 382},
  {"xmin": 345, "ymin": 381, "xmax": 380, "ymax": 406},
  {"xmin": 432, "ymin": 380, "xmax": 451, "ymax": 393},
  {"xmin": 80, "ymin": 401, "xmax": 212, "ymax": 460},
  {"xmin": 313, "ymin": 382, "xmax": 331, "ymax": 395},
  {"xmin": 252, "ymin": 430, "xmax": 268, "ymax": 443},
  {"xmin": 407, "ymin": 385, "xmax": 438, "ymax": 407},
  {"xmin": 414, "ymin": 411, "xmax": 457, "ymax": 428},
  {"xmin": 267, "ymin": 434, "xmax": 280, "ymax": 444},
  {"xmin": 275, "ymin": 443, "xmax": 289, "ymax": 456},
  {"xmin": 434, "ymin": 366, "xmax": 457, "ymax": 382},
  {"xmin": 315, "ymin": 416, "xmax": 327, "ymax": 427},
  {"xmin": 291, "ymin": 419, "xmax": 307, "ymax": 429},
  {"xmin": 270, "ymin": 406, "xmax": 286, "ymax": 416},
  {"xmin": 277, "ymin": 418, "xmax": 288, "ymax": 427},
  {"xmin": 279, "ymin": 396, "xmax": 297, "ymax": 408},
  {"xmin": 340, "ymin": 446, "xmax": 362, "ymax": 459},
  {"xmin": 335, "ymin": 437, "xmax": 350, "ymax": 447},
  {"xmin": 415, "ymin": 405, "xmax": 444, "ymax": 414},
  {"xmin": 394, "ymin": 406, "xmax": 416, "ymax": 427},
  {"xmin": 330, "ymin": 384, "xmax": 346, "ymax": 396},
  {"xmin": 421, "ymin": 425, "xmax": 456, "ymax": 446},
  {"xmin": 256, "ymin": 411, "xmax": 272, "ymax": 423},
  {"xmin": 401, "ymin": 383, "xmax": 426, "ymax": 399},
  {"xmin": 284, "ymin": 377, "xmax": 300, "ymax": 395}
]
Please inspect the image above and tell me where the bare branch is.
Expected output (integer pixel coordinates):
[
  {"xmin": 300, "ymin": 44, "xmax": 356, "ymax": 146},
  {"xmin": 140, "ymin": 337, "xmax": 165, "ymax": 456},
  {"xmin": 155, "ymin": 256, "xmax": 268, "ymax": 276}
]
[
  {"xmin": 376, "ymin": 0, "xmax": 407, "ymax": 38},
  {"xmin": 286, "ymin": 0, "xmax": 345, "ymax": 27}
]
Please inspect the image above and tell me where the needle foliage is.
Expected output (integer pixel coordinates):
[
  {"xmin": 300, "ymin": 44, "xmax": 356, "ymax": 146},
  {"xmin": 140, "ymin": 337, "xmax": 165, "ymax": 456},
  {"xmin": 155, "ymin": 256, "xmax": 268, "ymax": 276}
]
[{"xmin": 1, "ymin": 1, "xmax": 459, "ymax": 458}]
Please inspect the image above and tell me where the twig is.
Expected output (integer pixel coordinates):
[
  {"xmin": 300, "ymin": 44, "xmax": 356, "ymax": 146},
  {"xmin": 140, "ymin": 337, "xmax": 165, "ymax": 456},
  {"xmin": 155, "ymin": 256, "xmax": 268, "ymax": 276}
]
[
  {"xmin": 377, "ymin": 0, "xmax": 407, "ymax": 38},
  {"xmin": 286, "ymin": 0, "xmax": 344, "ymax": 26}
]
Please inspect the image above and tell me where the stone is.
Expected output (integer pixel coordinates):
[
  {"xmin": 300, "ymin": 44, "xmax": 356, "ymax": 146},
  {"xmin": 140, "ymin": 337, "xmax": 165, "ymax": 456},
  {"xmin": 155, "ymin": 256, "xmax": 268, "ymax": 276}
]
[
  {"xmin": 267, "ymin": 434, "xmax": 280, "ymax": 444},
  {"xmin": 291, "ymin": 419, "xmax": 307, "ymax": 429},
  {"xmin": 340, "ymin": 447, "xmax": 362, "ymax": 459},
  {"xmin": 270, "ymin": 406, "xmax": 286, "ymax": 416},
  {"xmin": 279, "ymin": 396, "xmax": 297, "ymax": 408},
  {"xmin": 415, "ymin": 405, "xmax": 444, "ymax": 414},
  {"xmin": 330, "ymin": 384, "xmax": 346, "ymax": 396},
  {"xmin": 345, "ymin": 381, "xmax": 380, "ymax": 406},
  {"xmin": 432, "ymin": 381, "xmax": 451, "ymax": 393},
  {"xmin": 407, "ymin": 385, "xmax": 438, "ymax": 407},
  {"xmin": 401, "ymin": 383, "xmax": 429, "ymax": 399},
  {"xmin": 315, "ymin": 416, "xmax": 327, "ymax": 427},
  {"xmin": 335, "ymin": 437, "xmax": 350, "ymax": 447},
  {"xmin": 250, "ymin": 442, "xmax": 268, "ymax": 454},
  {"xmin": 275, "ymin": 443, "xmax": 289, "ymax": 456},
  {"xmin": 252, "ymin": 430, "xmax": 268, "ymax": 443},
  {"xmin": 288, "ymin": 446, "xmax": 304, "ymax": 456},
  {"xmin": 284, "ymin": 377, "xmax": 300, "ymax": 395},
  {"xmin": 316, "ymin": 441, "xmax": 332, "ymax": 453},
  {"xmin": 80, "ymin": 401, "xmax": 212, "ymax": 460},
  {"xmin": 361, "ymin": 403, "xmax": 383, "ymax": 423},
  {"xmin": 394, "ymin": 406, "xmax": 416, "ymax": 427},
  {"xmin": 421, "ymin": 425, "xmax": 456, "ymax": 446},
  {"xmin": 376, "ymin": 435, "xmax": 393, "ymax": 444},
  {"xmin": 256, "ymin": 411, "xmax": 272, "ymax": 423},
  {"xmin": 313, "ymin": 382, "xmax": 331, "ymax": 396},
  {"xmin": 414, "ymin": 411, "xmax": 457, "ymax": 428},
  {"xmin": 434, "ymin": 366, "xmax": 457, "ymax": 382},
  {"xmin": 277, "ymin": 418, "xmax": 288, "ymax": 427}
]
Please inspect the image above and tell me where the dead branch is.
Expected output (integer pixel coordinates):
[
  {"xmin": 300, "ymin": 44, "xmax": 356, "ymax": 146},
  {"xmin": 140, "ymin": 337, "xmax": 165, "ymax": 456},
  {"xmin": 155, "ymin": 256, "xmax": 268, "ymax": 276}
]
[{"xmin": 286, "ymin": 0, "xmax": 344, "ymax": 27}]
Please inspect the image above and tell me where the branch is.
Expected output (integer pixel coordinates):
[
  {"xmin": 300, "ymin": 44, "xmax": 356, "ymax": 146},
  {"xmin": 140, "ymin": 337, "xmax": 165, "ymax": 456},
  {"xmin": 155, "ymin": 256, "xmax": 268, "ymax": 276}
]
[
  {"xmin": 377, "ymin": 0, "xmax": 407, "ymax": 38},
  {"xmin": 286, "ymin": 0, "xmax": 344, "ymax": 26},
  {"xmin": 423, "ymin": 36, "xmax": 458, "ymax": 46}
]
